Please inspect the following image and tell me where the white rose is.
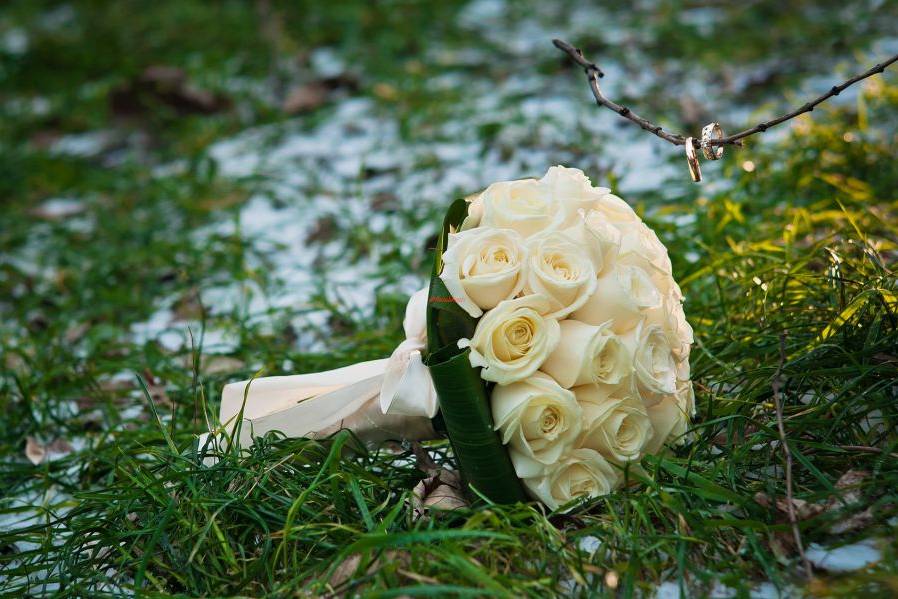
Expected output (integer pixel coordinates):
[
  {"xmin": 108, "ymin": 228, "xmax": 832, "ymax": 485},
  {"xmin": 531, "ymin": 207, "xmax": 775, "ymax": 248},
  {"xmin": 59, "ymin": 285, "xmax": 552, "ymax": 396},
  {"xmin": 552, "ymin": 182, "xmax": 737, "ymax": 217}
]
[
  {"xmin": 492, "ymin": 372, "xmax": 582, "ymax": 478},
  {"xmin": 575, "ymin": 381, "xmax": 652, "ymax": 463},
  {"xmin": 621, "ymin": 323, "xmax": 678, "ymax": 397},
  {"xmin": 615, "ymin": 221, "xmax": 684, "ymax": 299},
  {"xmin": 591, "ymin": 193, "xmax": 640, "ymax": 224},
  {"xmin": 562, "ymin": 214, "xmax": 620, "ymax": 274},
  {"xmin": 540, "ymin": 320, "xmax": 631, "ymax": 388},
  {"xmin": 616, "ymin": 221, "xmax": 673, "ymax": 275},
  {"xmin": 524, "ymin": 231, "xmax": 597, "ymax": 319},
  {"xmin": 585, "ymin": 208, "xmax": 623, "ymax": 270},
  {"xmin": 459, "ymin": 295, "xmax": 560, "ymax": 385},
  {"xmin": 540, "ymin": 165, "xmax": 609, "ymax": 222},
  {"xmin": 439, "ymin": 227, "xmax": 528, "ymax": 318},
  {"xmin": 572, "ymin": 264, "xmax": 661, "ymax": 333},
  {"xmin": 479, "ymin": 178, "xmax": 567, "ymax": 238},
  {"xmin": 677, "ymin": 378, "xmax": 695, "ymax": 417},
  {"xmin": 643, "ymin": 394, "xmax": 690, "ymax": 455},
  {"xmin": 460, "ymin": 191, "xmax": 484, "ymax": 231},
  {"xmin": 645, "ymin": 293, "xmax": 693, "ymax": 361},
  {"xmin": 522, "ymin": 448, "xmax": 619, "ymax": 510}
]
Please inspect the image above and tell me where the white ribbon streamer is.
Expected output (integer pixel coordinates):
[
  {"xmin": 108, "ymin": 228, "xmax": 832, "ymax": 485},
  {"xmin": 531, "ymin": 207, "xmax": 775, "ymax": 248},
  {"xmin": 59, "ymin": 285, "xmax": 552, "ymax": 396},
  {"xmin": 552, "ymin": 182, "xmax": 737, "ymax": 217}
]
[{"xmin": 205, "ymin": 287, "xmax": 439, "ymax": 453}]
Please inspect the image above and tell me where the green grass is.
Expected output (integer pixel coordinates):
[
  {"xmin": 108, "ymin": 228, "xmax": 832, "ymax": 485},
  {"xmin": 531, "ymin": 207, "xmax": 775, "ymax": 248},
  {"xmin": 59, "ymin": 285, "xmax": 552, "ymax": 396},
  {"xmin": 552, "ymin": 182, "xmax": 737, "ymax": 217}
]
[{"xmin": 2, "ymin": 1, "xmax": 898, "ymax": 597}]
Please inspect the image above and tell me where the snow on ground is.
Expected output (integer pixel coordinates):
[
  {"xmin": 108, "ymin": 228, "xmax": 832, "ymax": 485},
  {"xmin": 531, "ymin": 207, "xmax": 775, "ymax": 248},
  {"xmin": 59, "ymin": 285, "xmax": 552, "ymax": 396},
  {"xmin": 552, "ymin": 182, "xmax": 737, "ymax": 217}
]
[{"xmin": 805, "ymin": 540, "xmax": 882, "ymax": 573}]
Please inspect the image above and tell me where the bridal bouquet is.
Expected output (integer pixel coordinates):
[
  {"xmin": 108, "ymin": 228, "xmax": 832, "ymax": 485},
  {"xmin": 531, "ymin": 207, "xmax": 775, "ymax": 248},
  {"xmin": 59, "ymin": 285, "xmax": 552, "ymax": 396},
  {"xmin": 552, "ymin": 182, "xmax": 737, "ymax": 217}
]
[{"xmin": 212, "ymin": 166, "xmax": 693, "ymax": 510}]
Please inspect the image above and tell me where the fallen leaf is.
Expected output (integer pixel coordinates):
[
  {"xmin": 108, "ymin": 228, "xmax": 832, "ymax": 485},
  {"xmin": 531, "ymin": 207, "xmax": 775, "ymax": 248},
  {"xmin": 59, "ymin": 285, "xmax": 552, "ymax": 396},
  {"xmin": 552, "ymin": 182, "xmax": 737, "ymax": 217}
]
[
  {"xmin": 329, "ymin": 553, "xmax": 361, "ymax": 589},
  {"xmin": 64, "ymin": 322, "xmax": 91, "ymax": 344},
  {"xmin": 111, "ymin": 65, "xmax": 230, "ymax": 117},
  {"xmin": 757, "ymin": 470, "xmax": 875, "ymax": 537},
  {"xmin": 411, "ymin": 441, "xmax": 439, "ymax": 476},
  {"xmin": 143, "ymin": 370, "xmax": 173, "ymax": 408},
  {"xmin": 829, "ymin": 506, "xmax": 875, "ymax": 534},
  {"xmin": 46, "ymin": 438, "xmax": 73, "ymax": 456},
  {"xmin": 834, "ymin": 469, "xmax": 868, "ymax": 500},
  {"xmin": 369, "ymin": 192, "xmax": 398, "ymax": 212},
  {"xmin": 411, "ymin": 469, "xmax": 467, "ymax": 520},
  {"xmin": 282, "ymin": 81, "xmax": 329, "ymax": 114},
  {"xmin": 171, "ymin": 290, "xmax": 204, "ymax": 321},
  {"xmin": 754, "ymin": 492, "xmax": 825, "ymax": 520},
  {"xmin": 306, "ymin": 214, "xmax": 338, "ymax": 244},
  {"xmin": 98, "ymin": 377, "xmax": 136, "ymax": 393},
  {"xmin": 373, "ymin": 82, "xmax": 399, "ymax": 101},
  {"xmin": 201, "ymin": 356, "xmax": 246, "ymax": 375},
  {"xmin": 25, "ymin": 437, "xmax": 46, "ymax": 465}
]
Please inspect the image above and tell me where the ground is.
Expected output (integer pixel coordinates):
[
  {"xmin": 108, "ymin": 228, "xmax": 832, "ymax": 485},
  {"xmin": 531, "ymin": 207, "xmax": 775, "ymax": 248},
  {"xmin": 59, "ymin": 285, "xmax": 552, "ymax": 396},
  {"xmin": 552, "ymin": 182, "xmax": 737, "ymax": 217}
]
[{"xmin": 1, "ymin": 0, "xmax": 897, "ymax": 597}]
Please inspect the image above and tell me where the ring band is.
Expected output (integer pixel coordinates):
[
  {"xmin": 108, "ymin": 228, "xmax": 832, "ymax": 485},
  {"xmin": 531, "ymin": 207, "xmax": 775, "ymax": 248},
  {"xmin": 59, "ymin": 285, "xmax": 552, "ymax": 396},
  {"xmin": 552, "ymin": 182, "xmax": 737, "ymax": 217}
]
[
  {"xmin": 701, "ymin": 122, "xmax": 724, "ymax": 160},
  {"xmin": 684, "ymin": 137, "xmax": 701, "ymax": 183}
]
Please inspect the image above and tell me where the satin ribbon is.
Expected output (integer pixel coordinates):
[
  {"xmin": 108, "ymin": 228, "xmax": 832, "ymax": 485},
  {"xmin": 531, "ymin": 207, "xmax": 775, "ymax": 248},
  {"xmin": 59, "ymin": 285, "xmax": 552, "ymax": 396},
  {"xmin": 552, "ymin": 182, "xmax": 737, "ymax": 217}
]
[{"xmin": 205, "ymin": 287, "xmax": 439, "ymax": 452}]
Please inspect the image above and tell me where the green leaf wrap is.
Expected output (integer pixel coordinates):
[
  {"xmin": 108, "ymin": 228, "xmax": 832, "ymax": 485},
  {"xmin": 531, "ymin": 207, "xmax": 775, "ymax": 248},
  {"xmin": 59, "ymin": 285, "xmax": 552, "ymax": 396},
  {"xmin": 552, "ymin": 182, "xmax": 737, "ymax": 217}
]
[
  {"xmin": 425, "ymin": 197, "xmax": 526, "ymax": 504},
  {"xmin": 426, "ymin": 346, "xmax": 527, "ymax": 503}
]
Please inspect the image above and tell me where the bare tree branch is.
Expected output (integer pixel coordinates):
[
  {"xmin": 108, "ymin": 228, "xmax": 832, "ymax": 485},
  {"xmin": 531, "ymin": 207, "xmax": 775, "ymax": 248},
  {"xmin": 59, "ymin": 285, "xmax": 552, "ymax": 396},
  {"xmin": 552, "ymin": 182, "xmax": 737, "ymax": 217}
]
[
  {"xmin": 771, "ymin": 333, "xmax": 813, "ymax": 579},
  {"xmin": 553, "ymin": 38, "xmax": 898, "ymax": 149}
]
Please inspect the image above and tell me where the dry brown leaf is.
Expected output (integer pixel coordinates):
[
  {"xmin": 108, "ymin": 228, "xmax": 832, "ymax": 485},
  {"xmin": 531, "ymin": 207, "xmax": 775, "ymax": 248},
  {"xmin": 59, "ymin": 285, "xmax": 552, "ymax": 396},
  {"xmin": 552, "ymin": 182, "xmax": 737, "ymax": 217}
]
[
  {"xmin": 179, "ymin": 354, "xmax": 245, "ymax": 375},
  {"xmin": 305, "ymin": 214, "xmax": 338, "ymax": 244},
  {"xmin": 98, "ymin": 377, "xmax": 136, "ymax": 393},
  {"xmin": 202, "ymin": 356, "xmax": 246, "ymax": 375},
  {"xmin": 283, "ymin": 81, "xmax": 329, "ymax": 114},
  {"xmin": 25, "ymin": 437, "xmax": 46, "ymax": 465},
  {"xmin": 757, "ymin": 470, "xmax": 875, "ymax": 537},
  {"xmin": 821, "ymin": 470, "xmax": 868, "ymax": 508},
  {"xmin": 829, "ymin": 506, "xmax": 875, "ymax": 534},
  {"xmin": 411, "ymin": 469, "xmax": 468, "ymax": 520},
  {"xmin": 754, "ymin": 492, "xmax": 825, "ymax": 520},
  {"xmin": 369, "ymin": 192, "xmax": 398, "ymax": 211},
  {"xmin": 411, "ymin": 441, "xmax": 439, "ymax": 476},
  {"xmin": 46, "ymin": 438, "xmax": 73, "ymax": 455},
  {"xmin": 144, "ymin": 379, "xmax": 173, "ymax": 409},
  {"xmin": 111, "ymin": 65, "xmax": 229, "ymax": 117},
  {"xmin": 64, "ymin": 322, "xmax": 91, "ymax": 344},
  {"xmin": 835, "ymin": 469, "xmax": 869, "ymax": 488},
  {"xmin": 329, "ymin": 553, "xmax": 361, "ymax": 589},
  {"xmin": 25, "ymin": 437, "xmax": 74, "ymax": 465},
  {"xmin": 171, "ymin": 290, "xmax": 204, "ymax": 321}
]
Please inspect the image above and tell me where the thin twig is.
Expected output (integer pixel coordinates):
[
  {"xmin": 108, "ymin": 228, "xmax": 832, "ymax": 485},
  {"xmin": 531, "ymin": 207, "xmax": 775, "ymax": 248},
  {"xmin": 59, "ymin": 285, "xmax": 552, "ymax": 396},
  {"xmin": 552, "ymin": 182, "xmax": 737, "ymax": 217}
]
[
  {"xmin": 837, "ymin": 445, "xmax": 898, "ymax": 459},
  {"xmin": 771, "ymin": 333, "xmax": 813, "ymax": 579},
  {"xmin": 553, "ymin": 38, "xmax": 898, "ymax": 149}
]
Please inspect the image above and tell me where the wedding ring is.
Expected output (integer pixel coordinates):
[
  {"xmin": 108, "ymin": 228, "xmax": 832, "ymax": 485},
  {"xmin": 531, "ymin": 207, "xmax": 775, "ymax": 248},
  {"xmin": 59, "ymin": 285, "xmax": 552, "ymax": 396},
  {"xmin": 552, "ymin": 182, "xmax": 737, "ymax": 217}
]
[
  {"xmin": 700, "ymin": 122, "xmax": 724, "ymax": 160},
  {"xmin": 684, "ymin": 137, "xmax": 701, "ymax": 183}
]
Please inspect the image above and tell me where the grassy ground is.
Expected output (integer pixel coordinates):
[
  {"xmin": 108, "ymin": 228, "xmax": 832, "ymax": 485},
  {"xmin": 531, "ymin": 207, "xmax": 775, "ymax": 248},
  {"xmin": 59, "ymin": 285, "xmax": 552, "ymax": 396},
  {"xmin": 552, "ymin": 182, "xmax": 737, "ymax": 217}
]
[{"xmin": 1, "ymin": 1, "xmax": 897, "ymax": 596}]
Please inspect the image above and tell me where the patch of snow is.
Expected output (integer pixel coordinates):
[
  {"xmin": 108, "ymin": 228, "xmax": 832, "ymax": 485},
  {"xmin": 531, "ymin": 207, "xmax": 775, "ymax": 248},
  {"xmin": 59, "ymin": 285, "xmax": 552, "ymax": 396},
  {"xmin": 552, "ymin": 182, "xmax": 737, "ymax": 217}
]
[
  {"xmin": 577, "ymin": 535, "xmax": 601, "ymax": 553},
  {"xmin": 50, "ymin": 130, "xmax": 117, "ymax": 158},
  {"xmin": 130, "ymin": 306, "xmax": 240, "ymax": 353},
  {"xmin": 310, "ymin": 47, "xmax": 346, "ymax": 78},
  {"xmin": 1, "ymin": 27, "xmax": 28, "ymax": 55},
  {"xmin": 806, "ymin": 539, "xmax": 881, "ymax": 572},
  {"xmin": 33, "ymin": 197, "xmax": 85, "ymax": 219},
  {"xmin": 655, "ymin": 581, "xmax": 684, "ymax": 599},
  {"xmin": 751, "ymin": 582, "xmax": 794, "ymax": 598}
]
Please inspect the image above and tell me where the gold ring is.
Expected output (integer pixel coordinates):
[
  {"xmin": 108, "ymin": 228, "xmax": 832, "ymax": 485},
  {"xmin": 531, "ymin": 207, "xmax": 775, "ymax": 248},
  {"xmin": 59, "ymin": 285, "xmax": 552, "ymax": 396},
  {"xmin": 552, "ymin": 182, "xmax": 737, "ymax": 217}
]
[{"xmin": 685, "ymin": 137, "xmax": 702, "ymax": 182}]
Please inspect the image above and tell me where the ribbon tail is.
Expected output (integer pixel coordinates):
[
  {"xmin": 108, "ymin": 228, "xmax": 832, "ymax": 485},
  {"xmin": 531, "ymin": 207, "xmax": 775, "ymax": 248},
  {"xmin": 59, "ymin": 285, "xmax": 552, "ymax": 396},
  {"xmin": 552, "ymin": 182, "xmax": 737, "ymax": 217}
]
[
  {"xmin": 219, "ymin": 359, "xmax": 390, "ymax": 426},
  {"xmin": 209, "ymin": 358, "xmax": 437, "ymax": 455}
]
